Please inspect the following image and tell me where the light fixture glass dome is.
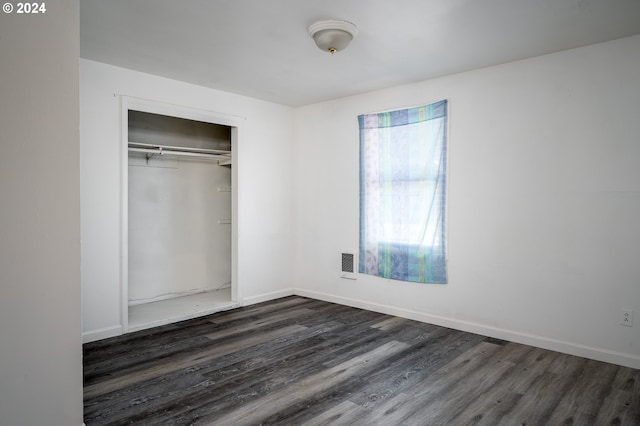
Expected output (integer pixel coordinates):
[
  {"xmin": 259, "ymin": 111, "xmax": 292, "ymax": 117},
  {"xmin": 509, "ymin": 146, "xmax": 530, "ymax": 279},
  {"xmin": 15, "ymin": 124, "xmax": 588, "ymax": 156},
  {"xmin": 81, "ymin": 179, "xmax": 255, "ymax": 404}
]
[{"xmin": 308, "ymin": 20, "xmax": 358, "ymax": 54}]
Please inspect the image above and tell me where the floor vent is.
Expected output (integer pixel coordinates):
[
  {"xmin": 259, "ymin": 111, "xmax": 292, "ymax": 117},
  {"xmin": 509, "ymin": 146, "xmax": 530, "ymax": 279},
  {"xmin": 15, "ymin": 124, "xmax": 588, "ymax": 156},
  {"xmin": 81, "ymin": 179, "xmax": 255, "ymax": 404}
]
[{"xmin": 340, "ymin": 250, "xmax": 357, "ymax": 280}]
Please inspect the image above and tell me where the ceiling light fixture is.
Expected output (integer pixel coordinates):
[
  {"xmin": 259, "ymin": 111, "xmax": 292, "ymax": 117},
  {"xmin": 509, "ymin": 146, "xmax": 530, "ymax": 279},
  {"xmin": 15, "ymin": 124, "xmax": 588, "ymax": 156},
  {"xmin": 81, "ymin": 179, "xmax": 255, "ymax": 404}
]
[{"xmin": 308, "ymin": 19, "xmax": 358, "ymax": 54}]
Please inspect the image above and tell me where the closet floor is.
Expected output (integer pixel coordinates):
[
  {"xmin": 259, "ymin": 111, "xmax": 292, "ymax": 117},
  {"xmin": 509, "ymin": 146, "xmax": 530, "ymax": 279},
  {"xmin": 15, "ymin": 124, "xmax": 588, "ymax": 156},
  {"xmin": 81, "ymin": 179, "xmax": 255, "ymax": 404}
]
[{"xmin": 128, "ymin": 288, "xmax": 237, "ymax": 332}]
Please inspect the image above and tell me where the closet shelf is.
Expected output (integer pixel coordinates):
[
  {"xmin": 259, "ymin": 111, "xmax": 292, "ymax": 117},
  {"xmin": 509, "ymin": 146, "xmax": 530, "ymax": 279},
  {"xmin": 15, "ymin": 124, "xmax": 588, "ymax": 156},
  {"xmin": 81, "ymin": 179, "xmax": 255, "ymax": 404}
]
[{"xmin": 128, "ymin": 142, "xmax": 231, "ymax": 164}]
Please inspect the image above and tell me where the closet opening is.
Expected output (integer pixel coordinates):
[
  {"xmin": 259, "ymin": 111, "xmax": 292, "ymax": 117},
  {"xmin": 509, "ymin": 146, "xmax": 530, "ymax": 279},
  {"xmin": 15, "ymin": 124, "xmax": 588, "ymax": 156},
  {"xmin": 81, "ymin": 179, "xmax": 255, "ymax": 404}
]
[{"xmin": 121, "ymin": 98, "xmax": 241, "ymax": 333}]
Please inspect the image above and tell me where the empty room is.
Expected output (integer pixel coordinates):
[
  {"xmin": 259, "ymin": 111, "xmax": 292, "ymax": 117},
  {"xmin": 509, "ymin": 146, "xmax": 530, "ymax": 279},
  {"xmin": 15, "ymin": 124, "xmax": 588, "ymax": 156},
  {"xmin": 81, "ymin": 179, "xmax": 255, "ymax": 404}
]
[{"xmin": 2, "ymin": 0, "xmax": 640, "ymax": 425}]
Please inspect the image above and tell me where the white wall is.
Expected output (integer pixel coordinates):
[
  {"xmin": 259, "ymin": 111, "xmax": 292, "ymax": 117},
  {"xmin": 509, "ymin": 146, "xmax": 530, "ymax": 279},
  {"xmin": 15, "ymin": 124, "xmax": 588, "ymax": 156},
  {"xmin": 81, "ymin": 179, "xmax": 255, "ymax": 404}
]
[
  {"xmin": 0, "ymin": 1, "xmax": 83, "ymax": 424},
  {"xmin": 128, "ymin": 154, "xmax": 232, "ymax": 302},
  {"xmin": 81, "ymin": 36, "xmax": 640, "ymax": 368},
  {"xmin": 293, "ymin": 35, "xmax": 640, "ymax": 368},
  {"xmin": 81, "ymin": 59, "xmax": 294, "ymax": 339}
]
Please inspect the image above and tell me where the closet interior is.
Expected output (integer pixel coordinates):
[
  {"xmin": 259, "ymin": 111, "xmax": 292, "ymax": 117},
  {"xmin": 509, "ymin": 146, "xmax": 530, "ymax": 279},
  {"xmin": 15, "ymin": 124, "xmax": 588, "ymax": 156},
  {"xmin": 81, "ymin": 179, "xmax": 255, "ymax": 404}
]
[{"xmin": 126, "ymin": 110, "xmax": 237, "ymax": 332}]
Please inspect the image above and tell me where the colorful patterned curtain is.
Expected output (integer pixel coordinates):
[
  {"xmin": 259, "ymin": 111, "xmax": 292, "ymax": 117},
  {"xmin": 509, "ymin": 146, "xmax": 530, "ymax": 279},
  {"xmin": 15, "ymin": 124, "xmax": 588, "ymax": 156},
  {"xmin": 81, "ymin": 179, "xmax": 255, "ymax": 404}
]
[{"xmin": 359, "ymin": 100, "xmax": 448, "ymax": 284}]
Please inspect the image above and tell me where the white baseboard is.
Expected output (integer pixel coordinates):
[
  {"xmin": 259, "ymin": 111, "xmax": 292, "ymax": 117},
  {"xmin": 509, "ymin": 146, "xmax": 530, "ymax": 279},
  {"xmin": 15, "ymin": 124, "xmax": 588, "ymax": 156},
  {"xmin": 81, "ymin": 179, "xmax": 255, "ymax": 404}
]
[
  {"xmin": 81, "ymin": 288, "xmax": 640, "ymax": 369},
  {"xmin": 82, "ymin": 325, "xmax": 123, "ymax": 344},
  {"xmin": 241, "ymin": 288, "xmax": 296, "ymax": 307},
  {"xmin": 294, "ymin": 288, "xmax": 640, "ymax": 370}
]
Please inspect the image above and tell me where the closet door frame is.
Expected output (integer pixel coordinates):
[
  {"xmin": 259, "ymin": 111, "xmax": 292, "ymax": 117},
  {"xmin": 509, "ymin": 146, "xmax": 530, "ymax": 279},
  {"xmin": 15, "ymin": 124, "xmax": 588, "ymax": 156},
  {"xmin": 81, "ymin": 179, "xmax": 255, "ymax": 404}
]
[{"xmin": 120, "ymin": 96, "xmax": 242, "ymax": 332}]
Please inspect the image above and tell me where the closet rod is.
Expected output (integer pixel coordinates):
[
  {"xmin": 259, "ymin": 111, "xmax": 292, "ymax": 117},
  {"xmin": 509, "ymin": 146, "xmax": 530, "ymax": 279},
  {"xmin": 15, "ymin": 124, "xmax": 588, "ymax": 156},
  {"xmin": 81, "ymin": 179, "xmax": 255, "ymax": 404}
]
[
  {"xmin": 129, "ymin": 142, "xmax": 231, "ymax": 155},
  {"xmin": 128, "ymin": 147, "xmax": 231, "ymax": 160}
]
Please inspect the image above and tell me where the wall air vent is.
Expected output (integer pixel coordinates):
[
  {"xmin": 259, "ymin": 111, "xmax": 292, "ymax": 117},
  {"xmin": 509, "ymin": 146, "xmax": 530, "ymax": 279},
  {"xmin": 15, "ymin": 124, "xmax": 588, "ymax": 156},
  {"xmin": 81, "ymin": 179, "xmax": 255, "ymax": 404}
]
[{"xmin": 340, "ymin": 250, "xmax": 357, "ymax": 280}]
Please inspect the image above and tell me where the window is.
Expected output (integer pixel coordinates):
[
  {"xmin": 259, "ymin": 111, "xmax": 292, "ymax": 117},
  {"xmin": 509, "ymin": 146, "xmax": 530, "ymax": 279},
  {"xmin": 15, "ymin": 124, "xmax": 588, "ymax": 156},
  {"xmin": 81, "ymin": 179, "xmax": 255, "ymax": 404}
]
[{"xmin": 359, "ymin": 100, "xmax": 448, "ymax": 284}]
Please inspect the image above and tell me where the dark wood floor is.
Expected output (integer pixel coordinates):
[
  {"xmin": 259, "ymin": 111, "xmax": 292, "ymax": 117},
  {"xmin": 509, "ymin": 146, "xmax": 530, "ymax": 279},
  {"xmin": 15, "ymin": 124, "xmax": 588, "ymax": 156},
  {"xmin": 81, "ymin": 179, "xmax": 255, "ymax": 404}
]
[{"xmin": 84, "ymin": 296, "xmax": 640, "ymax": 425}]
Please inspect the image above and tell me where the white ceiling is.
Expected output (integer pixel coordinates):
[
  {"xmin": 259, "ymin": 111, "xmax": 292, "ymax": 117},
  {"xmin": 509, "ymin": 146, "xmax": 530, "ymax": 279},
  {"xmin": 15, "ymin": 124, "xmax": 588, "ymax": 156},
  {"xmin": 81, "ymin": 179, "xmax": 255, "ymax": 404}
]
[{"xmin": 80, "ymin": 0, "xmax": 640, "ymax": 107}]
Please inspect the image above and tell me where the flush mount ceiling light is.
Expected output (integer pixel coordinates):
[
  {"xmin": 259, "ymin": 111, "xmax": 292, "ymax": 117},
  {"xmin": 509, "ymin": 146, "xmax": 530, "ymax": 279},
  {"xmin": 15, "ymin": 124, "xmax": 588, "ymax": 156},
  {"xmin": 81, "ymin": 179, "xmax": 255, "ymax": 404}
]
[{"xmin": 308, "ymin": 19, "xmax": 358, "ymax": 54}]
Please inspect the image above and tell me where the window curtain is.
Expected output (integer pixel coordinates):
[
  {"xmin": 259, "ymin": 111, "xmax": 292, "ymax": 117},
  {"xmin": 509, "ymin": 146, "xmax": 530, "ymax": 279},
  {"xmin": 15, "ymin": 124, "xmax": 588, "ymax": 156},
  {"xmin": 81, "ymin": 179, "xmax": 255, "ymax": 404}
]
[{"xmin": 359, "ymin": 100, "xmax": 448, "ymax": 284}]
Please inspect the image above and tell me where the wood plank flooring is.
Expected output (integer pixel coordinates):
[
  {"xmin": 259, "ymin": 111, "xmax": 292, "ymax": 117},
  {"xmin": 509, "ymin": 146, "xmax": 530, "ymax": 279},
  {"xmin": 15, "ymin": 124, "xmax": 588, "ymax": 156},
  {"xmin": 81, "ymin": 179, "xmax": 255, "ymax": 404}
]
[{"xmin": 83, "ymin": 296, "xmax": 640, "ymax": 425}]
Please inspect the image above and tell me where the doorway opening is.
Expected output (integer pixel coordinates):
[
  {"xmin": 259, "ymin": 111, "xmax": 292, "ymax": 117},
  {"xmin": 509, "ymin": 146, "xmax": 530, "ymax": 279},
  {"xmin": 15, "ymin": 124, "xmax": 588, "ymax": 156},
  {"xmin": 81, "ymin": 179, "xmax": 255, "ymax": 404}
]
[{"xmin": 120, "ymin": 97, "xmax": 241, "ymax": 333}]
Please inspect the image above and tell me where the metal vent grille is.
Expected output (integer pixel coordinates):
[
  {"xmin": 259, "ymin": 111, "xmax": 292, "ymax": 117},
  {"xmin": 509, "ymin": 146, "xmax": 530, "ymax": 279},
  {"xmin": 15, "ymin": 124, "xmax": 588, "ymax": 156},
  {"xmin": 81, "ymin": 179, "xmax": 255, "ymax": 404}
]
[
  {"xmin": 341, "ymin": 252, "xmax": 355, "ymax": 273},
  {"xmin": 340, "ymin": 251, "xmax": 357, "ymax": 279}
]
